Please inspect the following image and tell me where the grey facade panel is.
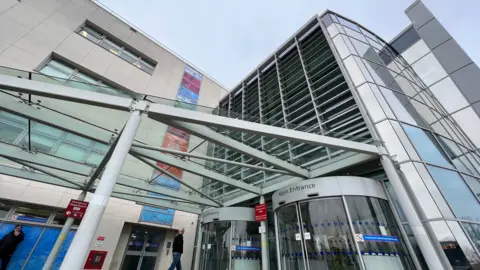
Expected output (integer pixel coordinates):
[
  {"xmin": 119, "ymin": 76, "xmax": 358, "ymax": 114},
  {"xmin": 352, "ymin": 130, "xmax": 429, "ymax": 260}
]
[
  {"xmin": 417, "ymin": 18, "xmax": 451, "ymax": 50},
  {"xmin": 433, "ymin": 39, "xmax": 473, "ymax": 74},
  {"xmin": 450, "ymin": 63, "xmax": 480, "ymax": 103},
  {"xmin": 472, "ymin": 101, "xmax": 480, "ymax": 116},
  {"xmin": 406, "ymin": 1, "xmax": 434, "ymax": 29}
]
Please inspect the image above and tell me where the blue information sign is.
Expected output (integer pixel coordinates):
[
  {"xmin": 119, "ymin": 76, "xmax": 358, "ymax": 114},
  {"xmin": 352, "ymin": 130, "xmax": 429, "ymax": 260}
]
[
  {"xmin": 363, "ymin": 234, "xmax": 400, "ymax": 243},
  {"xmin": 236, "ymin": 246, "xmax": 261, "ymax": 251}
]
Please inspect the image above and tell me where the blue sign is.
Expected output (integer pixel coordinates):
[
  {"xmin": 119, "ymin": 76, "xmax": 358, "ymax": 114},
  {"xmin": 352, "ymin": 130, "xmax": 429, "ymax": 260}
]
[
  {"xmin": 363, "ymin": 234, "xmax": 400, "ymax": 243},
  {"xmin": 236, "ymin": 246, "xmax": 261, "ymax": 251},
  {"xmin": 16, "ymin": 215, "xmax": 48, "ymax": 223}
]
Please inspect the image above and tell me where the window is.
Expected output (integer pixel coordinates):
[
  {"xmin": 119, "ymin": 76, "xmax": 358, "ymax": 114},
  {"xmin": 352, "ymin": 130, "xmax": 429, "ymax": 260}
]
[
  {"xmin": 0, "ymin": 111, "xmax": 109, "ymax": 165},
  {"xmin": 77, "ymin": 25, "xmax": 156, "ymax": 74},
  {"xmin": 390, "ymin": 26, "xmax": 421, "ymax": 55},
  {"xmin": 39, "ymin": 59, "xmax": 132, "ymax": 98}
]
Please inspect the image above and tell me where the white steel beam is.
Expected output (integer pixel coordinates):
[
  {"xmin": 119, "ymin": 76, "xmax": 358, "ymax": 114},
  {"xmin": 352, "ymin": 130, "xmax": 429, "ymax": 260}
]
[
  {"xmin": 149, "ymin": 104, "xmax": 379, "ymax": 155},
  {"xmin": 131, "ymin": 154, "xmax": 222, "ymax": 206},
  {"xmin": 0, "ymin": 74, "xmax": 133, "ymax": 110},
  {"xmin": 0, "ymin": 143, "xmax": 93, "ymax": 176},
  {"xmin": 112, "ymin": 193, "xmax": 202, "ymax": 214},
  {"xmin": 157, "ymin": 120, "xmax": 309, "ymax": 178},
  {"xmin": 0, "ymin": 93, "xmax": 112, "ymax": 144},
  {"xmin": 131, "ymin": 143, "xmax": 290, "ymax": 175},
  {"xmin": 111, "ymin": 190, "xmax": 195, "ymax": 205},
  {"xmin": 0, "ymin": 164, "xmax": 83, "ymax": 189},
  {"xmin": 131, "ymin": 147, "xmax": 261, "ymax": 194},
  {"xmin": 116, "ymin": 176, "xmax": 219, "ymax": 207}
]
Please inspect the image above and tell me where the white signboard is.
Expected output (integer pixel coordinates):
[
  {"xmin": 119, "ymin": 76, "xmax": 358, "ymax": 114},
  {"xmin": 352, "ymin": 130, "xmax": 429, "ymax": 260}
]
[
  {"xmin": 304, "ymin": 232, "xmax": 311, "ymax": 240},
  {"xmin": 295, "ymin": 233, "xmax": 302, "ymax": 241}
]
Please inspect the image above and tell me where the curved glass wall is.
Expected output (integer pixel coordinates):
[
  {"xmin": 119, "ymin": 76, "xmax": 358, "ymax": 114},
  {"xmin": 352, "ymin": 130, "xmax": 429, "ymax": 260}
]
[
  {"xmin": 275, "ymin": 196, "xmax": 413, "ymax": 270},
  {"xmin": 321, "ymin": 11, "xmax": 480, "ymax": 269},
  {"xmin": 199, "ymin": 220, "xmax": 261, "ymax": 270}
]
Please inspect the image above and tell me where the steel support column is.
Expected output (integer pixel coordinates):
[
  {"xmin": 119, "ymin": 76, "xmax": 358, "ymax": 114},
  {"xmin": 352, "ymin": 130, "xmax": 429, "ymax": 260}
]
[
  {"xmin": 260, "ymin": 196, "xmax": 269, "ymax": 270},
  {"xmin": 193, "ymin": 215, "xmax": 203, "ymax": 270},
  {"xmin": 60, "ymin": 110, "xmax": 142, "ymax": 270},
  {"xmin": 43, "ymin": 191, "xmax": 87, "ymax": 270}
]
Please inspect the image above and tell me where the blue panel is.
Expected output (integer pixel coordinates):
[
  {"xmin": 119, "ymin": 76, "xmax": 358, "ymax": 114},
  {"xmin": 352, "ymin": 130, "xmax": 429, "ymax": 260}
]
[
  {"xmin": 23, "ymin": 228, "xmax": 61, "ymax": 270},
  {"xmin": 152, "ymin": 174, "xmax": 181, "ymax": 190},
  {"xmin": 52, "ymin": 231, "xmax": 75, "ymax": 270},
  {"xmin": 140, "ymin": 210, "xmax": 174, "ymax": 225},
  {"xmin": 0, "ymin": 223, "xmax": 43, "ymax": 270}
]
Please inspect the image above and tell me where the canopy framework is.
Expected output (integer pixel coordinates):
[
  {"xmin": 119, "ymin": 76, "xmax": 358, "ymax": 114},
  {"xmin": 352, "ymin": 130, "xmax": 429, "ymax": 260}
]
[{"xmin": 0, "ymin": 67, "xmax": 380, "ymax": 213}]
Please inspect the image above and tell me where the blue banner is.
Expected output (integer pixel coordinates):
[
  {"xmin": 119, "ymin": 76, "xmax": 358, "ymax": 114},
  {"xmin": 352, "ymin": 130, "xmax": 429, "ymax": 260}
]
[
  {"xmin": 236, "ymin": 246, "xmax": 261, "ymax": 251},
  {"xmin": 363, "ymin": 234, "xmax": 400, "ymax": 243}
]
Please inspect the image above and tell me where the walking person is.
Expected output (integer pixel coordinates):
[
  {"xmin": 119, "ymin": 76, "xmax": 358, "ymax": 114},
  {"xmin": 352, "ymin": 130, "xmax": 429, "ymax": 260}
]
[
  {"xmin": 168, "ymin": 228, "xmax": 184, "ymax": 270},
  {"xmin": 0, "ymin": 224, "xmax": 25, "ymax": 270}
]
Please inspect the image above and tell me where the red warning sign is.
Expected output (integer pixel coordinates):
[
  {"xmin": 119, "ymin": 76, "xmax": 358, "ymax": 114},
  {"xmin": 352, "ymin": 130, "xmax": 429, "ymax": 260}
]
[{"xmin": 255, "ymin": 204, "xmax": 267, "ymax": 222}]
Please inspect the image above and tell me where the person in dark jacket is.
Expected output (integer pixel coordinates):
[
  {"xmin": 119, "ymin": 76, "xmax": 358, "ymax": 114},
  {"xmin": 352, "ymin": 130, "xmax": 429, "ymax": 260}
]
[
  {"xmin": 168, "ymin": 228, "xmax": 184, "ymax": 270},
  {"xmin": 0, "ymin": 224, "xmax": 25, "ymax": 270}
]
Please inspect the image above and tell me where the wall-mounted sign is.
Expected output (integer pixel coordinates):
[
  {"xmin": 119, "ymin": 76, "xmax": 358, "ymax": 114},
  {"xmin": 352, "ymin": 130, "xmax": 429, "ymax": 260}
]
[
  {"xmin": 236, "ymin": 246, "xmax": 261, "ymax": 252},
  {"xmin": 255, "ymin": 204, "xmax": 267, "ymax": 222},
  {"xmin": 356, "ymin": 234, "xmax": 399, "ymax": 243},
  {"xmin": 94, "ymin": 236, "xmax": 105, "ymax": 247},
  {"xmin": 65, "ymin": 199, "xmax": 89, "ymax": 219}
]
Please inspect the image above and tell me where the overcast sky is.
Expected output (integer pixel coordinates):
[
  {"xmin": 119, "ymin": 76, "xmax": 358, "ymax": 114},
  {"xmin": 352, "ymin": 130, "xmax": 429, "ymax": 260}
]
[{"xmin": 97, "ymin": 0, "xmax": 479, "ymax": 89}]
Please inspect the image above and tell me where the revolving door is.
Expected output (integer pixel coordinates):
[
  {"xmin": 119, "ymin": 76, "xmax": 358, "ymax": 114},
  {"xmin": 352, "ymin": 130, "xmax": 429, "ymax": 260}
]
[
  {"xmin": 199, "ymin": 207, "xmax": 262, "ymax": 270},
  {"xmin": 272, "ymin": 177, "xmax": 415, "ymax": 270}
]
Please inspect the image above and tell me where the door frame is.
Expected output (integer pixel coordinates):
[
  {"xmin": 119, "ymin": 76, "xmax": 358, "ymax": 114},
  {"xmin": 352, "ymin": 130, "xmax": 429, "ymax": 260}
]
[{"xmin": 119, "ymin": 226, "xmax": 164, "ymax": 270}]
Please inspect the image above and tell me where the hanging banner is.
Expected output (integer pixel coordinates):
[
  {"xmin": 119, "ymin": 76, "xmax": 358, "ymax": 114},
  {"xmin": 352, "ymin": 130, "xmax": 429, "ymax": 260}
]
[{"xmin": 140, "ymin": 66, "xmax": 203, "ymax": 225}]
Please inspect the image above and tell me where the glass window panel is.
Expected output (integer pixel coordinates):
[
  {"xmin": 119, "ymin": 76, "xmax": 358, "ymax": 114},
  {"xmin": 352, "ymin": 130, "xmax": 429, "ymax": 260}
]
[
  {"xmin": 138, "ymin": 60, "xmax": 155, "ymax": 74},
  {"xmin": 64, "ymin": 133, "xmax": 94, "ymax": 147},
  {"xmin": 66, "ymin": 79, "xmax": 99, "ymax": 93},
  {"xmin": 341, "ymin": 35, "xmax": 356, "ymax": 56},
  {"xmin": 379, "ymin": 87, "xmax": 425, "ymax": 127},
  {"xmin": 39, "ymin": 66, "xmax": 71, "ymax": 80},
  {"xmin": 394, "ymin": 75, "xmax": 419, "ymax": 98},
  {"xmin": 32, "ymin": 122, "xmax": 64, "ymax": 137},
  {"xmin": 0, "ymin": 202, "xmax": 12, "ymax": 218},
  {"xmin": 343, "ymin": 27, "xmax": 367, "ymax": 42},
  {"xmin": 343, "ymin": 56, "xmax": 365, "ymax": 86},
  {"xmin": 120, "ymin": 49, "xmax": 138, "ymax": 64},
  {"xmin": 357, "ymin": 83, "xmax": 386, "ymax": 122},
  {"xmin": 299, "ymin": 198, "xmax": 360, "ymax": 269},
  {"xmin": 346, "ymin": 196, "xmax": 415, "ymax": 268},
  {"xmin": 353, "ymin": 56, "xmax": 373, "ymax": 83},
  {"xmin": 362, "ymin": 59, "xmax": 397, "ymax": 87},
  {"xmin": 411, "ymin": 53, "xmax": 448, "ymax": 86},
  {"xmin": 390, "ymin": 26, "xmax": 421, "ymax": 54},
  {"xmin": 429, "ymin": 221, "xmax": 473, "ymax": 269},
  {"xmin": 73, "ymin": 72, "xmax": 99, "ymax": 85},
  {"xmin": 376, "ymin": 120, "xmax": 409, "ymax": 162},
  {"xmin": 276, "ymin": 204, "xmax": 305, "ymax": 270},
  {"xmin": 321, "ymin": 14, "xmax": 334, "ymax": 27},
  {"xmin": 427, "ymin": 166, "xmax": 480, "ymax": 221},
  {"xmin": 55, "ymin": 142, "xmax": 88, "ymax": 162},
  {"xmin": 79, "ymin": 28, "xmax": 101, "ymax": 43},
  {"xmin": 411, "ymin": 99, "xmax": 438, "ymax": 124},
  {"xmin": 48, "ymin": 60, "xmax": 74, "ymax": 75},
  {"xmin": 399, "ymin": 163, "xmax": 442, "ymax": 218},
  {"xmin": 14, "ymin": 206, "xmax": 50, "ymax": 223},
  {"xmin": 94, "ymin": 142, "xmax": 109, "ymax": 153},
  {"xmin": 337, "ymin": 16, "xmax": 360, "ymax": 31},
  {"xmin": 24, "ymin": 133, "xmax": 57, "ymax": 153},
  {"xmin": 122, "ymin": 255, "xmax": 140, "ymax": 269},
  {"xmin": 462, "ymin": 174, "xmax": 480, "ymax": 202},
  {"xmin": 446, "ymin": 221, "xmax": 480, "ymax": 266},
  {"xmin": 368, "ymin": 84, "xmax": 395, "ymax": 119},
  {"xmin": 100, "ymin": 39, "xmax": 122, "ymax": 55},
  {"xmin": 390, "ymin": 121, "xmax": 420, "ymax": 160},
  {"xmin": 86, "ymin": 152, "xmax": 104, "ymax": 166},
  {"xmin": 326, "ymin": 23, "xmax": 339, "ymax": 37},
  {"xmin": 0, "ymin": 122, "xmax": 23, "ymax": 144},
  {"xmin": 401, "ymin": 40, "xmax": 430, "ymax": 65},
  {"xmin": 429, "ymin": 77, "xmax": 468, "ymax": 113},
  {"xmin": 402, "ymin": 124, "xmax": 452, "ymax": 167},
  {"xmin": 414, "ymin": 162, "xmax": 456, "ymax": 218},
  {"xmin": 462, "ymin": 223, "xmax": 480, "ymax": 252},
  {"xmin": 333, "ymin": 35, "xmax": 350, "ymax": 59},
  {"xmin": 452, "ymin": 108, "xmax": 480, "ymax": 148},
  {"xmin": 0, "ymin": 111, "xmax": 28, "ymax": 126}
]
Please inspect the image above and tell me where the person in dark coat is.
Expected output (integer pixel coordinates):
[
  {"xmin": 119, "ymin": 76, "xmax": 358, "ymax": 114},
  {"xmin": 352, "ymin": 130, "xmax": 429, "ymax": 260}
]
[
  {"xmin": 0, "ymin": 224, "xmax": 25, "ymax": 270},
  {"xmin": 168, "ymin": 228, "xmax": 184, "ymax": 270}
]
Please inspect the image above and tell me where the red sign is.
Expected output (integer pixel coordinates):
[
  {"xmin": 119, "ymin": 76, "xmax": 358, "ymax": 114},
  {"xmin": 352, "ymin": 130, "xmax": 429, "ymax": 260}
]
[
  {"xmin": 64, "ymin": 199, "xmax": 89, "ymax": 219},
  {"xmin": 255, "ymin": 204, "xmax": 268, "ymax": 222},
  {"xmin": 84, "ymin": 250, "xmax": 107, "ymax": 269}
]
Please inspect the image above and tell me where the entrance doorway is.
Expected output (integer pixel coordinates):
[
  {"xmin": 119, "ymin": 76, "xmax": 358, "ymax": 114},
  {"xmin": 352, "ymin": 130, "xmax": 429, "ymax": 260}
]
[{"xmin": 121, "ymin": 227, "xmax": 165, "ymax": 270}]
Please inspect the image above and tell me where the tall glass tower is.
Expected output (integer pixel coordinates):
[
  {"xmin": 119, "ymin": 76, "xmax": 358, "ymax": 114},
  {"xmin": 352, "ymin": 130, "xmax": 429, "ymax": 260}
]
[{"xmin": 203, "ymin": 1, "xmax": 480, "ymax": 269}]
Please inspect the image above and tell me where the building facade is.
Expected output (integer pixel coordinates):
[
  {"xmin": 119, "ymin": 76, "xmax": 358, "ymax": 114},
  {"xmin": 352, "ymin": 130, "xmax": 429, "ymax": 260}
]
[
  {"xmin": 0, "ymin": 0, "xmax": 227, "ymax": 269},
  {"xmin": 204, "ymin": 1, "xmax": 480, "ymax": 269}
]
